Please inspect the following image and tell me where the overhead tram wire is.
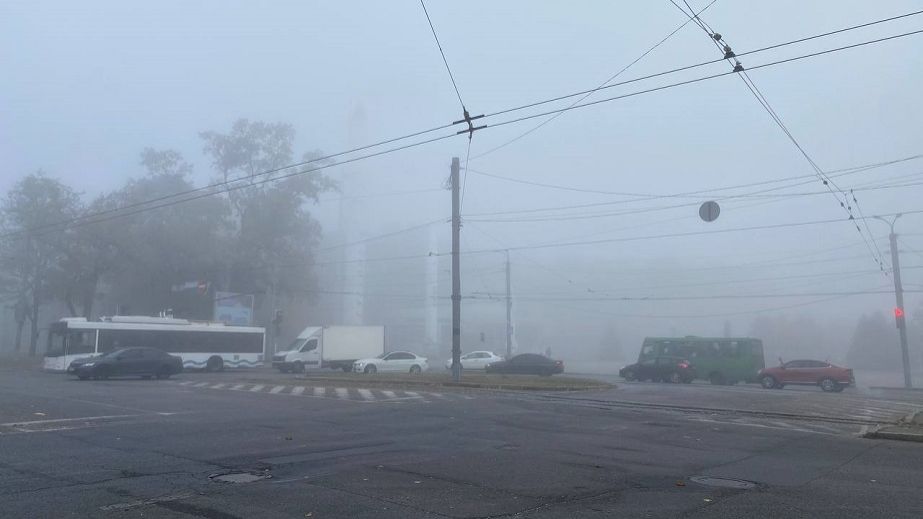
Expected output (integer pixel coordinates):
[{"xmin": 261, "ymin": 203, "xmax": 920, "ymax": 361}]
[
  {"xmin": 419, "ymin": 0, "xmax": 480, "ymax": 210},
  {"xmin": 8, "ymin": 131, "xmax": 460, "ymax": 240},
  {"xmin": 463, "ymin": 177, "xmax": 923, "ymax": 223},
  {"xmin": 668, "ymin": 0, "xmax": 889, "ymax": 272},
  {"xmin": 478, "ymin": 29, "xmax": 923, "ymax": 133},
  {"xmin": 420, "ymin": 0, "xmax": 466, "ymax": 111},
  {"xmin": 5, "ymin": 21, "xmax": 923, "ymax": 239},
  {"xmin": 470, "ymin": 0, "xmax": 720, "ymax": 162},
  {"xmin": 464, "ymin": 151, "xmax": 923, "ymax": 202}
]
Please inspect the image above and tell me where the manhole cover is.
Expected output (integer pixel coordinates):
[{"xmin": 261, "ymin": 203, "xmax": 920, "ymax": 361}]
[
  {"xmin": 688, "ymin": 475, "xmax": 756, "ymax": 489},
  {"xmin": 209, "ymin": 471, "xmax": 271, "ymax": 483}
]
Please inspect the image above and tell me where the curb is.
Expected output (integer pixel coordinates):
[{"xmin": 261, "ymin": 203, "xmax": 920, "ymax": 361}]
[
  {"xmin": 862, "ymin": 409, "xmax": 923, "ymax": 442},
  {"xmin": 295, "ymin": 376, "xmax": 612, "ymax": 392}
]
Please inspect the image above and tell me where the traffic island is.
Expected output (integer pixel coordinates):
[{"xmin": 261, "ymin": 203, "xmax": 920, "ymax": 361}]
[
  {"xmin": 863, "ymin": 410, "xmax": 923, "ymax": 442},
  {"xmin": 297, "ymin": 372, "xmax": 612, "ymax": 392}
]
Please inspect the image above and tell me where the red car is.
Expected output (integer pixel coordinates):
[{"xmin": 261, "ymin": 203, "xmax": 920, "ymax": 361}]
[{"xmin": 758, "ymin": 359, "xmax": 855, "ymax": 392}]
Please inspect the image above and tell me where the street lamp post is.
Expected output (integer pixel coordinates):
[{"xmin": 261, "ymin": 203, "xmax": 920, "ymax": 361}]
[{"xmin": 873, "ymin": 214, "xmax": 912, "ymax": 389}]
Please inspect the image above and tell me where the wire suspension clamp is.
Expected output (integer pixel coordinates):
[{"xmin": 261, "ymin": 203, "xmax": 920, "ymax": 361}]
[{"xmin": 454, "ymin": 108, "xmax": 486, "ymax": 139}]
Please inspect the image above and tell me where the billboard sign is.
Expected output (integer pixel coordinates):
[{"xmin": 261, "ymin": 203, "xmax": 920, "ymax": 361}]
[{"xmin": 214, "ymin": 292, "xmax": 254, "ymax": 326}]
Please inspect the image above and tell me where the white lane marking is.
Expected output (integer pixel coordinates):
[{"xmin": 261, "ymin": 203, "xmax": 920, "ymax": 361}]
[
  {"xmin": 101, "ymin": 492, "xmax": 194, "ymax": 512},
  {"xmin": 2, "ymin": 414, "xmax": 141, "ymax": 426},
  {"xmin": 210, "ymin": 383, "xmax": 226, "ymax": 389},
  {"xmin": 250, "ymin": 385, "xmax": 265, "ymax": 392},
  {"xmin": 178, "ymin": 381, "xmax": 194, "ymax": 386},
  {"xmin": 428, "ymin": 392, "xmax": 445, "ymax": 399},
  {"xmin": 193, "ymin": 382, "xmax": 210, "ymax": 388},
  {"xmin": 403, "ymin": 391, "xmax": 421, "ymax": 398},
  {"xmin": 314, "ymin": 387, "xmax": 325, "ymax": 397},
  {"xmin": 335, "ymin": 388, "xmax": 349, "ymax": 399},
  {"xmin": 381, "ymin": 390, "xmax": 397, "ymax": 399},
  {"xmin": 269, "ymin": 385, "xmax": 286, "ymax": 394},
  {"xmin": 291, "ymin": 386, "xmax": 305, "ymax": 396},
  {"xmin": 230, "ymin": 384, "xmax": 246, "ymax": 390},
  {"xmin": 357, "ymin": 389, "xmax": 374, "ymax": 400}
]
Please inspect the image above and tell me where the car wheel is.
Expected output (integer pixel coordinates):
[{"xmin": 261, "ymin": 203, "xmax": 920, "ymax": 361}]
[
  {"xmin": 622, "ymin": 370, "xmax": 636, "ymax": 382},
  {"xmin": 760, "ymin": 375, "xmax": 777, "ymax": 389},
  {"xmin": 833, "ymin": 385, "xmax": 846, "ymax": 393},
  {"xmin": 205, "ymin": 356, "xmax": 224, "ymax": 372},
  {"xmin": 708, "ymin": 372, "xmax": 725, "ymax": 385},
  {"xmin": 341, "ymin": 366, "xmax": 352, "ymax": 373},
  {"xmin": 96, "ymin": 366, "xmax": 111, "ymax": 380},
  {"xmin": 156, "ymin": 366, "xmax": 172, "ymax": 379},
  {"xmin": 364, "ymin": 364, "xmax": 377, "ymax": 374},
  {"xmin": 77, "ymin": 375, "xmax": 89, "ymax": 381},
  {"xmin": 669, "ymin": 372, "xmax": 682, "ymax": 384},
  {"xmin": 292, "ymin": 361, "xmax": 304, "ymax": 373},
  {"xmin": 409, "ymin": 365, "xmax": 422, "ymax": 374},
  {"xmin": 819, "ymin": 378, "xmax": 839, "ymax": 392}
]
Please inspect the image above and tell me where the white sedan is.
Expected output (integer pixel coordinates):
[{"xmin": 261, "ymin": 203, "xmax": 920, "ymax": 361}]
[
  {"xmin": 353, "ymin": 351, "xmax": 429, "ymax": 374},
  {"xmin": 444, "ymin": 351, "xmax": 504, "ymax": 371}
]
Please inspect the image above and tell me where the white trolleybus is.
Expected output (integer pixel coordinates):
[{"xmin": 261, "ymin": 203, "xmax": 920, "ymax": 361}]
[{"xmin": 43, "ymin": 315, "xmax": 265, "ymax": 372}]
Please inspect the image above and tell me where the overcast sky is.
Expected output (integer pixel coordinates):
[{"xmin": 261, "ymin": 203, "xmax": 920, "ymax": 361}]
[{"xmin": 3, "ymin": 0, "xmax": 923, "ymax": 335}]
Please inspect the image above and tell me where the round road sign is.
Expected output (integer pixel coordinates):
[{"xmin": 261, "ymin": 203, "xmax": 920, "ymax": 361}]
[{"xmin": 699, "ymin": 201, "xmax": 720, "ymax": 222}]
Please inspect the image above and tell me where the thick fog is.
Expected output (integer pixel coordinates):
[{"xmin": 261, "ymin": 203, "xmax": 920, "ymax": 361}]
[{"xmin": 2, "ymin": 0, "xmax": 923, "ymax": 374}]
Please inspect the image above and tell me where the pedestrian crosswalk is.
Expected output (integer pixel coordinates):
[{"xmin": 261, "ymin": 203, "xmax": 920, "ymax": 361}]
[{"xmin": 174, "ymin": 380, "xmax": 475, "ymax": 404}]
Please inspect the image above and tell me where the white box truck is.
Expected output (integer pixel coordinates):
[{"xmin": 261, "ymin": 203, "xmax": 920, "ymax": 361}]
[{"xmin": 272, "ymin": 325, "xmax": 385, "ymax": 373}]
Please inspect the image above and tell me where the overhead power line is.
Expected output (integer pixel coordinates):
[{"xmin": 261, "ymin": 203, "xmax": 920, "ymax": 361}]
[
  {"xmin": 470, "ymin": 0, "xmax": 719, "ymax": 161},
  {"xmin": 667, "ymin": 0, "xmax": 890, "ymax": 272},
  {"xmin": 4, "ymin": 22, "xmax": 922, "ymax": 239},
  {"xmin": 469, "ymin": 288, "xmax": 922, "ymax": 302},
  {"xmin": 420, "ymin": 0, "xmax": 466, "ymax": 111}
]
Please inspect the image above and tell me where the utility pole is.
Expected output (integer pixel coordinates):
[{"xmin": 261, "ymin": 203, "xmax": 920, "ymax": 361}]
[
  {"xmin": 505, "ymin": 249, "xmax": 513, "ymax": 359},
  {"xmin": 450, "ymin": 157, "xmax": 462, "ymax": 382},
  {"xmin": 874, "ymin": 214, "xmax": 912, "ymax": 388}
]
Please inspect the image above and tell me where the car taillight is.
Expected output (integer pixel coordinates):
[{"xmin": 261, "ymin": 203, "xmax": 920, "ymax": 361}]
[{"xmin": 678, "ymin": 362, "xmax": 689, "ymax": 369}]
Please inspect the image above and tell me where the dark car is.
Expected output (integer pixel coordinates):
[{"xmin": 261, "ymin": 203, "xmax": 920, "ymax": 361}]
[
  {"xmin": 485, "ymin": 353, "xmax": 564, "ymax": 376},
  {"xmin": 758, "ymin": 359, "xmax": 855, "ymax": 392},
  {"xmin": 619, "ymin": 356, "xmax": 696, "ymax": 383},
  {"xmin": 68, "ymin": 347, "xmax": 183, "ymax": 380}
]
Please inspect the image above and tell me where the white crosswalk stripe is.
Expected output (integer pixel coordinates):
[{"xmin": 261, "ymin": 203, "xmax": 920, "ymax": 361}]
[{"xmin": 175, "ymin": 380, "xmax": 477, "ymax": 404}]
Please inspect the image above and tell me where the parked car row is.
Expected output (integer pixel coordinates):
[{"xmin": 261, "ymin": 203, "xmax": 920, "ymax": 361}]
[{"xmin": 619, "ymin": 355, "xmax": 855, "ymax": 392}]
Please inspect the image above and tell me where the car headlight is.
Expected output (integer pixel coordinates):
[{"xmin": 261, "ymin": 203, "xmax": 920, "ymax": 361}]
[{"xmin": 82, "ymin": 362, "xmax": 96, "ymax": 367}]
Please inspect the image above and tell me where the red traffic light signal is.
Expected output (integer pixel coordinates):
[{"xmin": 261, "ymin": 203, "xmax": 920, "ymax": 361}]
[{"xmin": 894, "ymin": 307, "xmax": 905, "ymax": 319}]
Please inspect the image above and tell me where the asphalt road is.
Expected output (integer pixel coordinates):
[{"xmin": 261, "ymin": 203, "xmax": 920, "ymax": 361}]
[{"xmin": 1, "ymin": 368, "xmax": 922, "ymax": 518}]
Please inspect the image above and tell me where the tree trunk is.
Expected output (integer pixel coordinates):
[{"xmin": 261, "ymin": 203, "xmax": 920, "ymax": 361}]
[
  {"xmin": 14, "ymin": 319, "xmax": 25, "ymax": 352},
  {"xmin": 28, "ymin": 294, "xmax": 40, "ymax": 357}
]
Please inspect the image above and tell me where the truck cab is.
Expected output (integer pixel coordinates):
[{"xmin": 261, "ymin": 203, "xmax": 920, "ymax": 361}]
[{"xmin": 272, "ymin": 327, "xmax": 321, "ymax": 373}]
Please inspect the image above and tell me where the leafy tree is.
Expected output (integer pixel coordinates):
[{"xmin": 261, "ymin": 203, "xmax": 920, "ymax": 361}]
[
  {"xmin": 0, "ymin": 173, "xmax": 81, "ymax": 354},
  {"xmin": 200, "ymin": 120, "xmax": 333, "ymax": 323},
  {"xmin": 846, "ymin": 312, "xmax": 901, "ymax": 370},
  {"xmin": 100, "ymin": 149, "xmax": 228, "ymax": 317}
]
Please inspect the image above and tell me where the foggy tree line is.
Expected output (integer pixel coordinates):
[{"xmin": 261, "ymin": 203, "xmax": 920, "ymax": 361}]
[{"xmin": 0, "ymin": 119, "xmax": 334, "ymax": 355}]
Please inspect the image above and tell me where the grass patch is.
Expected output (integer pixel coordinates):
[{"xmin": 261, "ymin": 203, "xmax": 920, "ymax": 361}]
[{"xmin": 298, "ymin": 371, "xmax": 611, "ymax": 391}]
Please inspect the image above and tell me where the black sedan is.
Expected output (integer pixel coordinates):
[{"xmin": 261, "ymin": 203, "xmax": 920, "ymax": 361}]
[
  {"xmin": 68, "ymin": 347, "xmax": 183, "ymax": 380},
  {"xmin": 619, "ymin": 356, "xmax": 695, "ymax": 383},
  {"xmin": 485, "ymin": 353, "xmax": 564, "ymax": 376}
]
